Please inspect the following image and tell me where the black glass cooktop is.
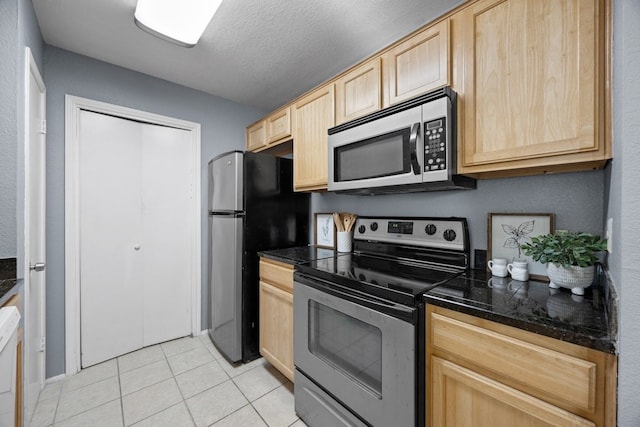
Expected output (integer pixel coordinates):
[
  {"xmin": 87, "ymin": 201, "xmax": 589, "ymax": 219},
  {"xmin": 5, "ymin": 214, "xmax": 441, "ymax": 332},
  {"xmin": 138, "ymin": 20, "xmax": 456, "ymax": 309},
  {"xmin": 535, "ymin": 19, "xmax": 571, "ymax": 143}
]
[{"xmin": 296, "ymin": 252, "xmax": 464, "ymax": 306}]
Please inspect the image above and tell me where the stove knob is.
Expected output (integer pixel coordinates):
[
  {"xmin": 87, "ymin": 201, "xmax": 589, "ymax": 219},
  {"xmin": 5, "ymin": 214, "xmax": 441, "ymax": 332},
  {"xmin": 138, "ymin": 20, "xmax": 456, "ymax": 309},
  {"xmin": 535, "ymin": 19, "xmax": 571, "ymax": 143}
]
[
  {"xmin": 370, "ymin": 222, "xmax": 378, "ymax": 231},
  {"xmin": 358, "ymin": 225, "xmax": 366, "ymax": 234},
  {"xmin": 425, "ymin": 224, "xmax": 437, "ymax": 235},
  {"xmin": 443, "ymin": 229, "xmax": 457, "ymax": 241}
]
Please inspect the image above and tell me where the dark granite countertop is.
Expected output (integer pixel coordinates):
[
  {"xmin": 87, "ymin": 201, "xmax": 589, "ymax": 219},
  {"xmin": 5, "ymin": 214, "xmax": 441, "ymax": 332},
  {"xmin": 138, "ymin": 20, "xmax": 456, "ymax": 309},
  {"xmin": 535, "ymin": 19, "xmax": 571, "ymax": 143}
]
[
  {"xmin": 0, "ymin": 258, "xmax": 20, "ymax": 305},
  {"xmin": 0, "ymin": 279, "xmax": 20, "ymax": 305},
  {"xmin": 259, "ymin": 245, "xmax": 339, "ymax": 265},
  {"xmin": 0, "ymin": 257, "xmax": 17, "ymax": 280},
  {"xmin": 424, "ymin": 267, "xmax": 616, "ymax": 354}
]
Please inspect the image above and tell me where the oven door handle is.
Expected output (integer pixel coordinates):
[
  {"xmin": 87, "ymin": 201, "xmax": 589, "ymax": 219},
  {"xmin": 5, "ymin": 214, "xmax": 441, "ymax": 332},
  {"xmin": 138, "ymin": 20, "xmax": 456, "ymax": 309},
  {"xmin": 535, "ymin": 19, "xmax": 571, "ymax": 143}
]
[
  {"xmin": 409, "ymin": 122, "xmax": 421, "ymax": 175},
  {"xmin": 295, "ymin": 273, "xmax": 416, "ymax": 322}
]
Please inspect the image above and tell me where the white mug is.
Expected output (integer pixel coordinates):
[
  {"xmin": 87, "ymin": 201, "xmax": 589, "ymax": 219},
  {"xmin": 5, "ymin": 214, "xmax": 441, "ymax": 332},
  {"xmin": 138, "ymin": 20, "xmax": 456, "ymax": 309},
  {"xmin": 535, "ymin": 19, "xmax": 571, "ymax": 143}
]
[
  {"xmin": 507, "ymin": 260, "xmax": 529, "ymax": 281},
  {"xmin": 488, "ymin": 258, "xmax": 508, "ymax": 277}
]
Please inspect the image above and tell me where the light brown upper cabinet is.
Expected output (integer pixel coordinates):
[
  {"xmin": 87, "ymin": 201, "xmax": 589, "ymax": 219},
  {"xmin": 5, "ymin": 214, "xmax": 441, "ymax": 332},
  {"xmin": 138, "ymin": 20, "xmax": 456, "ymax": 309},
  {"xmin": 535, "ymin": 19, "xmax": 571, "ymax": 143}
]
[
  {"xmin": 246, "ymin": 106, "xmax": 292, "ymax": 152},
  {"xmin": 382, "ymin": 19, "xmax": 450, "ymax": 108},
  {"xmin": 266, "ymin": 106, "xmax": 292, "ymax": 144},
  {"xmin": 453, "ymin": 0, "xmax": 610, "ymax": 177},
  {"xmin": 335, "ymin": 58, "xmax": 382, "ymax": 125},
  {"xmin": 246, "ymin": 119, "xmax": 267, "ymax": 151},
  {"xmin": 292, "ymin": 84, "xmax": 335, "ymax": 191}
]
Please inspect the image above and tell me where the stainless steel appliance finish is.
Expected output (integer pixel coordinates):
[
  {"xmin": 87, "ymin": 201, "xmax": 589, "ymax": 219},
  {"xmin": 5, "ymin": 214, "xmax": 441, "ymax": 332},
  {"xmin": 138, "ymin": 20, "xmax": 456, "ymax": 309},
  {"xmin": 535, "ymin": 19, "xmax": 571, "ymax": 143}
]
[
  {"xmin": 294, "ymin": 275, "xmax": 416, "ymax": 427},
  {"xmin": 328, "ymin": 87, "xmax": 475, "ymax": 194},
  {"xmin": 209, "ymin": 151, "xmax": 243, "ymax": 212},
  {"xmin": 208, "ymin": 151, "xmax": 309, "ymax": 363},
  {"xmin": 209, "ymin": 214, "xmax": 243, "ymax": 361},
  {"xmin": 294, "ymin": 216, "xmax": 470, "ymax": 427}
]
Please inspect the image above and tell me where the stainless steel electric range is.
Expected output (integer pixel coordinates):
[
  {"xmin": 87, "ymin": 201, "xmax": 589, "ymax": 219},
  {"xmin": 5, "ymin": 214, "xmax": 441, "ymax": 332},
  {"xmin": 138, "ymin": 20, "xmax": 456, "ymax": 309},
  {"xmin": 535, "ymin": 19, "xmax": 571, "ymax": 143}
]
[{"xmin": 293, "ymin": 216, "xmax": 470, "ymax": 427}]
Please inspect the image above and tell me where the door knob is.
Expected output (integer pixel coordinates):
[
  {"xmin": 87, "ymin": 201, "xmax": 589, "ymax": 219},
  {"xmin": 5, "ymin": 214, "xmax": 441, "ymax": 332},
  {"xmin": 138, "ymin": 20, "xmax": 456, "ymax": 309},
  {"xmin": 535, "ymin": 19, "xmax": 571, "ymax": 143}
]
[
  {"xmin": 134, "ymin": 244, "xmax": 141, "ymax": 251},
  {"xmin": 30, "ymin": 262, "xmax": 45, "ymax": 272}
]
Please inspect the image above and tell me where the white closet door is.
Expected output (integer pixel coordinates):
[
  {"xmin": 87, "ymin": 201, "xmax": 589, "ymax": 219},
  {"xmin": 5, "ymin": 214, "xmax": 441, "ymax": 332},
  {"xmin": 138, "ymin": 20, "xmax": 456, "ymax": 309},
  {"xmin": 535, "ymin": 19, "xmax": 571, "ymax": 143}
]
[
  {"xmin": 141, "ymin": 124, "xmax": 192, "ymax": 345},
  {"xmin": 79, "ymin": 111, "xmax": 193, "ymax": 367},
  {"xmin": 79, "ymin": 110, "xmax": 144, "ymax": 367}
]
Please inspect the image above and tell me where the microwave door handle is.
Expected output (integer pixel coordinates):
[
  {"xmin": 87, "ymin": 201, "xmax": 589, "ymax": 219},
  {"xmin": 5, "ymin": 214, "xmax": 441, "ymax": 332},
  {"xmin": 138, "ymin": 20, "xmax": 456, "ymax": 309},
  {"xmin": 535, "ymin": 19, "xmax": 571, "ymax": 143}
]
[{"xmin": 409, "ymin": 122, "xmax": 421, "ymax": 175}]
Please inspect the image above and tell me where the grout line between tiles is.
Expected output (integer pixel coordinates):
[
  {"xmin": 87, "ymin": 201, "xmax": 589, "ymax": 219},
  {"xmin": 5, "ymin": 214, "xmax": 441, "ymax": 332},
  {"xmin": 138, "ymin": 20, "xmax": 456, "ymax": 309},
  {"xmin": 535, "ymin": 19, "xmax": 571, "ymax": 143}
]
[
  {"xmin": 205, "ymin": 403, "xmax": 252, "ymax": 427},
  {"xmin": 50, "ymin": 381, "xmax": 63, "ymax": 427},
  {"xmin": 168, "ymin": 350, "xmax": 199, "ymax": 427},
  {"xmin": 51, "ymin": 397, "xmax": 122, "ymax": 426},
  {"xmin": 116, "ymin": 357, "xmax": 125, "ymax": 427}
]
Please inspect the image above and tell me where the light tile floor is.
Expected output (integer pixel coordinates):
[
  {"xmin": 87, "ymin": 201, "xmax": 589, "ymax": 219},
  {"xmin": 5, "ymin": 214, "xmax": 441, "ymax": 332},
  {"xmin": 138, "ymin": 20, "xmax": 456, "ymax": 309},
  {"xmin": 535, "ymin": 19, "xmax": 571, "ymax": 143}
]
[{"xmin": 30, "ymin": 335, "xmax": 308, "ymax": 427}]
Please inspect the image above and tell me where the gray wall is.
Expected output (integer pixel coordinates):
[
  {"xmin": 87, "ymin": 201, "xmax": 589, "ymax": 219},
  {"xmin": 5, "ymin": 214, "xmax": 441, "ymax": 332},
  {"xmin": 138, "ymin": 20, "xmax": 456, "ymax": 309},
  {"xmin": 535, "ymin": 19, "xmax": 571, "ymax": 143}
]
[
  {"xmin": 609, "ymin": 0, "xmax": 640, "ymax": 425},
  {"xmin": 313, "ymin": 171, "xmax": 605, "ymax": 257},
  {"xmin": 0, "ymin": 0, "xmax": 44, "ymax": 261},
  {"xmin": 0, "ymin": 0, "xmax": 43, "ymax": 262},
  {"xmin": 16, "ymin": 0, "xmax": 45, "ymax": 276},
  {"xmin": 0, "ymin": 0, "xmax": 18, "ymax": 258},
  {"xmin": 43, "ymin": 46, "xmax": 264, "ymax": 378}
]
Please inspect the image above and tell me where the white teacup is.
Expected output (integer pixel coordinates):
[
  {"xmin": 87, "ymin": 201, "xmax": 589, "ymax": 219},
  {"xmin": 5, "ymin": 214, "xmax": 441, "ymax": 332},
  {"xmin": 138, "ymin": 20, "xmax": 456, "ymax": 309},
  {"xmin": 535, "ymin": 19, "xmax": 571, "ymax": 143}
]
[
  {"xmin": 488, "ymin": 258, "xmax": 508, "ymax": 277},
  {"xmin": 507, "ymin": 260, "xmax": 529, "ymax": 281}
]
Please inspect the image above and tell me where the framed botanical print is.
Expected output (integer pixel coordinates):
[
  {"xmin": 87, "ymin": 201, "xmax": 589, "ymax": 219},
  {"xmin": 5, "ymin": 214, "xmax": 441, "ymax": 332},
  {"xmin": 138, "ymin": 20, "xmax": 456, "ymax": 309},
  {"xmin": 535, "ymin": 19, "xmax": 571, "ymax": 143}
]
[
  {"xmin": 488, "ymin": 213, "xmax": 555, "ymax": 281},
  {"xmin": 314, "ymin": 213, "xmax": 336, "ymax": 249}
]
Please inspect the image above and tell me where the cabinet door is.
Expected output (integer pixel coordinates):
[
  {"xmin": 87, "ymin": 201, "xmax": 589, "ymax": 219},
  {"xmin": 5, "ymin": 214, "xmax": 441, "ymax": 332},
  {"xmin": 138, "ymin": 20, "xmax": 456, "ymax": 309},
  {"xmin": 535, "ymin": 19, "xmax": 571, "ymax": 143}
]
[
  {"xmin": 382, "ymin": 20, "xmax": 449, "ymax": 108},
  {"xmin": 266, "ymin": 107, "xmax": 292, "ymax": 144},
  {"xmin": 293, "ymin": 84, "xmax": 335, "ymax": 191},
  {"xmin": 246, "ymin": 120, "xmax": 267, "ymax": 151},
  {"xmin": 259, "ymin": 281, "xmax": 294, "ymax": 382},
  {"xmin": 455, "ymin": 0, "xmax": 607, "ymax": 174},
  {"xmin": 335, "ymin": 58, "xmax": 381, "ymax": 125},
  {"xmin": 431, "ymin": 357, "xmax": 595, "ymax": 427}
]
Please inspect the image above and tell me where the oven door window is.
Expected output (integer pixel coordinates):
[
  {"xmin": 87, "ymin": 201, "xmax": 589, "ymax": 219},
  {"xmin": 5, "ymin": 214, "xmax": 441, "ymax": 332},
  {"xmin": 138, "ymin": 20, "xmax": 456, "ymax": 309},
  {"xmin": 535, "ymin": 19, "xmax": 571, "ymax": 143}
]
[
  {"xmin": 308, "ymin": 300, "xmax": 382, "ymax": 397},
  {"xmin": 334, "ymin": 128, "xmax": 411, "ymax": 182}
]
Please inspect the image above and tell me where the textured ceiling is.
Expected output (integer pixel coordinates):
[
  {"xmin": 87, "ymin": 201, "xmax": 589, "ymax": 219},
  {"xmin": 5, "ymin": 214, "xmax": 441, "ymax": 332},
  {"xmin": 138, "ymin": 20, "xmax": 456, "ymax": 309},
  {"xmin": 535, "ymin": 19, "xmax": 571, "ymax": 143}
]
[{"xmin": 32, "ymin": 0, "xmax": 463, "ymax": 111}]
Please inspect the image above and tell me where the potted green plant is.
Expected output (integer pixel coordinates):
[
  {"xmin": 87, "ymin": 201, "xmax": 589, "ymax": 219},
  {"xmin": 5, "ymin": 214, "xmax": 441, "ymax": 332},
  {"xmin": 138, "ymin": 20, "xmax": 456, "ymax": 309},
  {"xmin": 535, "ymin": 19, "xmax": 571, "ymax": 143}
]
[{"xmin": 520, "ymin": 231, "xmax": 607, "ymax": 295}]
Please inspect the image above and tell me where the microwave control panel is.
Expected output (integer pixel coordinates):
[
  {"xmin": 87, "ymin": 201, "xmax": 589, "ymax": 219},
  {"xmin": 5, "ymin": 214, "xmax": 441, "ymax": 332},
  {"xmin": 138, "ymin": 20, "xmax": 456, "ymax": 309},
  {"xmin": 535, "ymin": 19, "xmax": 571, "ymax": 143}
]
[{"xmin": 424, "ymin": 117, "xmax": 446, "ymax": 172}]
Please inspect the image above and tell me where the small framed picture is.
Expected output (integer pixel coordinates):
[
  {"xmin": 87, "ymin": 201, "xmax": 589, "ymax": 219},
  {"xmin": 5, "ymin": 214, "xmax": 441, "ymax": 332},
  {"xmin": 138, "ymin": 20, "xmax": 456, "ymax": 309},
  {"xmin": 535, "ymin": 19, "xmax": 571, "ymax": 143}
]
[
  {"xmin": 488, "ymin": 213, "xmax": 555, "ymax": 281},
  {"xmin": 314, "ymin": 213, "xmax": 336, "ymax": 249}
]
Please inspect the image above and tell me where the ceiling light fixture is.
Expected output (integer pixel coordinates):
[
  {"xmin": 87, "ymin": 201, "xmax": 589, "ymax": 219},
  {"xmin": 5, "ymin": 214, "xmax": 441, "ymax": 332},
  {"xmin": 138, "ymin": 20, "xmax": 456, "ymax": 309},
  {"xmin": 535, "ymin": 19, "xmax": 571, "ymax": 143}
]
[{"xmin": 134, "ymin": 0, "xmax": 223, "ymax": 48}]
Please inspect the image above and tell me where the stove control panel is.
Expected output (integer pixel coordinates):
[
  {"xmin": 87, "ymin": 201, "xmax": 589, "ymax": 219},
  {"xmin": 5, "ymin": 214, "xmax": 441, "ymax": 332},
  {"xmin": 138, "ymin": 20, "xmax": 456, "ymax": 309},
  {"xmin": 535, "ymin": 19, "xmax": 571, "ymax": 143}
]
[{"xmin": 354, "ymin": 217, "xmax": 468, "ymax": 251}]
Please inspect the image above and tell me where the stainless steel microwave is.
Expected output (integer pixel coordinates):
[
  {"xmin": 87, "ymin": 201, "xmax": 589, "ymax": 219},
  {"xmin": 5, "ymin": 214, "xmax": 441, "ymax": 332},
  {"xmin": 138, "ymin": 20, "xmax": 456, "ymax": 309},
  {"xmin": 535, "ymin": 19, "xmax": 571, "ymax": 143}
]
[{"xmin": 327, "ymin": 87, "xmax": 475, "ymax": 194}]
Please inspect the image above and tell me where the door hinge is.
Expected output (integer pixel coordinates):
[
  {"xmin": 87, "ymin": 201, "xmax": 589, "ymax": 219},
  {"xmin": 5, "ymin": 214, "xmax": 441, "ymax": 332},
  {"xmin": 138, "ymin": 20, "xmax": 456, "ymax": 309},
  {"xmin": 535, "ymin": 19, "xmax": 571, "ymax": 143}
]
[
  {"xmin": 39, "ymin": 336, "xmax": 46, "ymax": 352},
  {"xmin": 39, "ymin": 120, "xmax": 47, "ymax": 135}
]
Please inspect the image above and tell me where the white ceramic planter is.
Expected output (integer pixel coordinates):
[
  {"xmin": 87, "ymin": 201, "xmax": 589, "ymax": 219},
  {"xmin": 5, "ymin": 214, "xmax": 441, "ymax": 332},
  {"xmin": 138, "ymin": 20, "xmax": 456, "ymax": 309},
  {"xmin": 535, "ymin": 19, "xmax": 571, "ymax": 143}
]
[{"xmin": 546, "ymin": 263, "xmax": 595, "ymax": 296}]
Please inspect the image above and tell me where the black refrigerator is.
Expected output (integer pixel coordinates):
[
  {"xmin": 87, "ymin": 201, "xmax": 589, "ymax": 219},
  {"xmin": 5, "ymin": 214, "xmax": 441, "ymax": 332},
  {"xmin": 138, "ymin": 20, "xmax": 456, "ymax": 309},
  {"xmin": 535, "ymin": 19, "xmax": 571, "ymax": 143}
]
[{"xmin": 208, "ymin": 150, "xmax": 309, "ymax": 363}]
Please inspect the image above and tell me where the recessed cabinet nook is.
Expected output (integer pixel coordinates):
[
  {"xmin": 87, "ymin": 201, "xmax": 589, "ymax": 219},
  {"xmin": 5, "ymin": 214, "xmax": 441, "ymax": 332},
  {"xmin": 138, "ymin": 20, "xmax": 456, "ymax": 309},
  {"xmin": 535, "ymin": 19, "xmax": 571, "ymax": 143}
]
[{"xmin": 246, "ymin": 0, "xmax": 611, "ymax": 190}]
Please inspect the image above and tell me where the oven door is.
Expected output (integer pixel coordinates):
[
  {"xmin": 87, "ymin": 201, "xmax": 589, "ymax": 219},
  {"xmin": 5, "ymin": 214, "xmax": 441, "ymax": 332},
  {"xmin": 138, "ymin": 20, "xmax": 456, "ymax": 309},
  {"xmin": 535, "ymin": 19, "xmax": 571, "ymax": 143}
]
[
  {"xmin": 294, "ymin": 274, "xmax": 416, "ymax": 427},
  {"xmin": 328, "ymin": 105, "xmax": 423, "ymax": 192}
]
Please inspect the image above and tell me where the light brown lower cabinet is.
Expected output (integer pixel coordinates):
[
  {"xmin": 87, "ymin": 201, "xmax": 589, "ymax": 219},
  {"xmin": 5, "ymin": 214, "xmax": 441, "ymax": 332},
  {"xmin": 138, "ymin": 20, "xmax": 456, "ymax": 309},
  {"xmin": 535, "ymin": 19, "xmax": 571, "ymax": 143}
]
[
  {"xmin": 426, "ymin": 305, "xmax": 617, "ymax": 427},
  {"xmin": 259, "ymin": 258, "xmax": 294, "ymax": 382}
]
